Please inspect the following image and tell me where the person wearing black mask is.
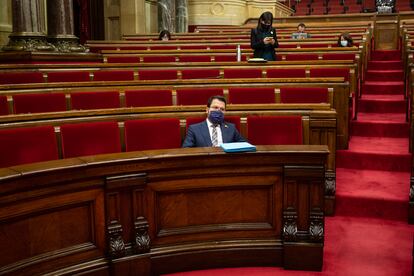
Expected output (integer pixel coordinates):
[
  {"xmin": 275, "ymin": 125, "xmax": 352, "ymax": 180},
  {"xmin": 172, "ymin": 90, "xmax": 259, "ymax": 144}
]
[
  {"xmin": 250, "ymin": 11, "xmax": 279, "ymax": 61},
  {"xmin": 182, "ymin": 95, "xmax": 246, "ymax": 147}
]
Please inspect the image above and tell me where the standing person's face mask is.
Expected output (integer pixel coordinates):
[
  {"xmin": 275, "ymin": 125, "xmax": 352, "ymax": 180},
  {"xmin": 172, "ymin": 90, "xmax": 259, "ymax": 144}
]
[
  {"xmin": 340, "ymin": 40, "xmax": 348, "ymax": 47},
  {"xmin": 261, "ymin": 21, "xmax": 271, "ymax": 31}
]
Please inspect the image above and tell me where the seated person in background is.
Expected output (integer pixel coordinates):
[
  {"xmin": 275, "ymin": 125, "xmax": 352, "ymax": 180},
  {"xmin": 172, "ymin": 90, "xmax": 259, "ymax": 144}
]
[
  {"xmin": 250, "ymin": 11, "xmax": 279, "ymax": 61},
  {"xmin": 159, "ymin": 30, "xmax": 171, "ymax": 41},
  {"xmin": 292, "ymin": 23, "xmax": 310, "ymax": 39},
  {"xmin": 338, "ymin": 32, "xmax": 353, "ymax": 47},
  {"xmin": 182, "ymin": 95, "xmax": 246, "ymax": 147}
]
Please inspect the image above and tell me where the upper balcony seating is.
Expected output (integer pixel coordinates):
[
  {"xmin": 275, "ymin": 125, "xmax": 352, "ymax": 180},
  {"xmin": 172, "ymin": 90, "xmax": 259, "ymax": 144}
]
[
  {"xmin": 60, "ymin": 121, "xmax": 121, "ymax": 158},
  {"xmin": 0, "ymin": 125, "xmax": 59, "ymax": 167}
]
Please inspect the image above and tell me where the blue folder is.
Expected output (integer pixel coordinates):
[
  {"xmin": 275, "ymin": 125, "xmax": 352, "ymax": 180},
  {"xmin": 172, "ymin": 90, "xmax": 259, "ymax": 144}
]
[{"xmin": 220, "ymin": 142, "xmax": 256, "ymax": 153}]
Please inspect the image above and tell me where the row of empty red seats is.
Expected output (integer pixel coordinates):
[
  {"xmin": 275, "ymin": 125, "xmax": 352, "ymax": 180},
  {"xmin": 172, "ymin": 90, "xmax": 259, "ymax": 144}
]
[
  {"xmin": 0, "ymin": 66, "xmax": 352, "ymax": 84},
  {"xmin": 0, "ymin": 116, "xmax": 303, "ymax": 168},
  {"xmin": 0, "ymin": 87, "xmax": 329, "ymax": 115}
]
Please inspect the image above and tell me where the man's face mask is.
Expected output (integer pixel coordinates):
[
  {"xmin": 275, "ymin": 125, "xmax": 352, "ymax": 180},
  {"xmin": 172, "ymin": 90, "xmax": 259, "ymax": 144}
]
[
  {"xmin": 340, "ymin": 40, "xmax": 348, "ymax": 47},
  {"xmin": 208, "ymin": 110, "xmax": 224, "ymax": 125}
]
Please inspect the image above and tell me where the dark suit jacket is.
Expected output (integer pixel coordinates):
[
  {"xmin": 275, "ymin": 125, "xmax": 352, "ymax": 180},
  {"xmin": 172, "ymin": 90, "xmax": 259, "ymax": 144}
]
[
  {"xmin": 250, "ymin": 27, "xmax": 279, "ymax": 61},
  {"xmin": 182, "ymin": 120, "xmax": 246, "ymax": 148}
]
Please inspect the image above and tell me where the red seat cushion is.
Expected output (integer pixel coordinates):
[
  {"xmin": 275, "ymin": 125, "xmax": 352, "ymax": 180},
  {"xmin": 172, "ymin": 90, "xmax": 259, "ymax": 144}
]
[
  {"xmin": 71, "ymin": 91, "xmax": 120, "ymax": 110},
  {"xmin": 322, "ymin": 53, "xmax": 356, "ymax": 61},
  {"xmin": 143, "ymin": 56, "xmax": 176, "ymax": 63},
  {"xmin": 0, "ymin": 72, "xmax": 44, "ymax": 84},
  {"xmin": 181, "ymin": 69, "xmax": 220, "ymax": 79},
  {"xmin": 13, "ymin": 93, "xmax": 67, "ymax": 114},
  {"xmin": 247, "ymin": 115, "xmax": 303, "ymax": 145},
  {"xmin": 60, "ymin": 121, "xmax": 121, "ymax": 158},
  {"xmin": 150, "ymin": 46, "xmax": 178, "ymax": 50},
  {"xmin": 280, "ymin": 87, "xmax": 328, "ymax": 103},
  {"xmin": 0, "ymin": 95, "xmax": 8, "ymax": 115},
  {"xmin": 125, "ymin": 118, "xmax": 181, "ymax": 151},
  {"xmin": 228, "ymin": 87, "xmax": 275, "ymax": 104},
  {"xmin": 223, "ymin": 68, "xmax": 262, "ymax": 79},
  {"xmin": 106, "ymin": 56, "xmax": 140, "ymax": 63},
  {"xmin": 309, "ymin": 68, "xmax": 350, "ymax": 81},
  {"xmin": 176, "ymin": 88, "xmax": 223, "ymax": 105},
  {"xmin": 285, "ymin": 54, "xmax": 319, "ymax": 61},
  {"xmin": 93, "ymin": 70, "xmax": 134, "ymax": 81},
  {"xmin": 0, "ymin": 125, "xmax": 58, "ymax": 167},
  {"xmin": 266, "ymin": 68, "xmax": 306, "ymax": 78},
  {"xmin": 179, "ymin": 55, "xmax": 211, "ymax": 62},
  {"xmin": 47, "ymin": 71, "xmax": 90, "ymax": 82},
  {"xmin": 138, "ymin": 70, "xmax": 177, "ymax": 80},
  {"xmin": 125, "ymin": 89, "xmax": 172, "ymax": 107}
]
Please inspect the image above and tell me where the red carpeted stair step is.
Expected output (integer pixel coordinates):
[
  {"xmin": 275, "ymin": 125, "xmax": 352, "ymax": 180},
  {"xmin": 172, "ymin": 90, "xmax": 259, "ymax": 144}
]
[
  {"xmin": 367, "ymin": 60, "xmax": 403, "ymax": 70},
  {"xmin": 336, "ymin": 136, "xmax": 411, "ymax": 171},
  {"xmin": 365, "ymin": 70, "xmax": 404, "ymax": 81},
  {"xmin": 362, "ymin": 81, "xmax": 404, "ymax": 95},
  {"xmin": 335, "ymin": 168, "xmax": 410, "ymax": 221},
  {"xmin": 351, "ymin": 113, "xmax": 408, "ymax": 137},
  {"xmin": 358, "ymin": 95, "xmax": 406, "ymax": 113},
  {"xmin": 371, "ymin": 50, "xmax": 401, "ymax": 61}
]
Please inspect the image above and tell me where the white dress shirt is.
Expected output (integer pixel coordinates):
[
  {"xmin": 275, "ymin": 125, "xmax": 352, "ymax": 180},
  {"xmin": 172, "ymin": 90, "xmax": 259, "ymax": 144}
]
[{"xmin": 206, "ymin": 119, "xmax": 223, "ymax": 146}]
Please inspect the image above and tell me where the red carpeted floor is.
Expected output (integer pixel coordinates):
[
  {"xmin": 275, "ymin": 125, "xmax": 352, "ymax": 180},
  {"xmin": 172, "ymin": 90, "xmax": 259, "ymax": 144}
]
[{"xmin": 165, "ymin": 50, "xmax": 414, "ymax": 276}]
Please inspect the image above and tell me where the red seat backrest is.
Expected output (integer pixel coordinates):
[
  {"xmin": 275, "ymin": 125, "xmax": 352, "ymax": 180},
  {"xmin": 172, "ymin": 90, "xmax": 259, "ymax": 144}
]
[
  {"xmin": 0, "ymin": 95, "xmax": 8, "ymax": 115},
  {"xmin": 138, "ymin": 69, "xmax": 177, "ymax": 80},
  {"xmin": 150, "ymin": 46, "xmax": 178, "ymax": 50},
  {"xmin": 223, "ymin": 68, "xmax": 262, "ymax": 79},
  {"xmin": 180, "ymin": 45, "xmax": 208, "ymax": 50},
  {"xmin": 71, "ymin": 91, "xmax": 120, "ymax": 110},
  {"xmin": 0, "ymin": 72, "xmax": 44, "ymax": 85},
  {"xmin": 0, "ymin": 125, "xmax": 58, "ymax": 167},
  {"xmin": 322, "ymin": 53, "xmax": 356, "ymax": 61},
  {"xmin": 13, "ymin": 93, "xmax": 67, "ymax": 114},
  {"xmin": 228, "ymin": 87, "xmax": 275, "ymax": 104},
  {"xmin": 125, "ymin": 89, "xmax": 173, "ymax": 107},
  {"xmin": 47, "ymin": 71, "xmax": 90, "ymax": 82},
  {"xmin": 247, "ymin": 115, "xmax": 303, "ymax": 145},
  {"xmin": 60, "ymin": 121, "xmax": 121, "ymax": 158},
  {"xmin": 280, "ymin": 87, "xmax": 329, "ymax": 103},
  {"xmin": 93, "ymin": 70, "xmax": 134, "ymax": 81},
  {"xmin": 266, "ymin": 68, "xmax": 306, "ymax": 78},
  {"xmin": 106, "ymin": 56, "xmax": 141, "ymax": 63},
  {"xmin": 176, "ymin": 88, "xmax": 224, "ymax": 105},
  {"xmin": 181, "ymin": 69, "xmax": 220, "ymax": 79},
  {"xmin": 285, "ymin": 54, "xmax": 319, "ymax": 61},
  {"xmin": 125, "ymin": 118, "xmax": 181, "ymax": 151},
  {"xmin": 179, "ymin": 55, "xmax": 211, "ymax": 62},
  {"xmin": 309, "ymin": 68, "xmax": 350, "ymax": 81},
  {"xmin": 143, "ymin": 56, "xmax": 176, "ymax": 63}
]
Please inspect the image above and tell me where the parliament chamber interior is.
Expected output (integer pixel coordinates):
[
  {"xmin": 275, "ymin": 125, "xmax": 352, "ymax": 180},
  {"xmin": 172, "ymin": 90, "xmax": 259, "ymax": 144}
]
[{"xmin": 0, "ymin": 0, "xmax": 413, "ymax": 275}]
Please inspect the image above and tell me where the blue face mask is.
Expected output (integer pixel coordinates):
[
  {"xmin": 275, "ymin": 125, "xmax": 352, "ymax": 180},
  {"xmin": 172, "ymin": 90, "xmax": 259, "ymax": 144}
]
[
  {"xmin": 340, "ymin": 40, "xmax": 348, "ymax": 47},
  {"xmin": 208, "ymin": 110, "xmax": 224, "ymax": 125}
]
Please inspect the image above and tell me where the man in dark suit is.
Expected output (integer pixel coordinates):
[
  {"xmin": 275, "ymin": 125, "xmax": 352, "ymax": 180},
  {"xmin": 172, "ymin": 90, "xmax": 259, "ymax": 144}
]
[{"xmin": 182, "ymin": 95, "xmax": 246, "ymax": 148}]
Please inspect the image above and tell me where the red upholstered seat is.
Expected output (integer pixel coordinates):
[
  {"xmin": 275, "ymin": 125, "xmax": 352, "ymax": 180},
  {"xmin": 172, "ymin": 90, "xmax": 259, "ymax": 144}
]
[
  {"xmin": 0, "ymin": 72, "xmax": 44, "ymax": 84},
  {"xmin": 106, "ymin": 56, "xmax": 140, "ymax": 63},
  {"xmin": 176, "ymin": 88, "xmax": 223, "ymax": 105},
  {"xmin": 300, "ymin": 43, "xmax": 330, "ymax": 48},
  {"xmin": 223, "ymin": 68, "xmax": 262, "ymax": 79},
  {"xmin": 179, "ymin": 55, "xmax": 211, "ymax": 62},
  {"xmin": 71, "ymin": 91, "xmax": 120, "ymax": 110},
  {"xmin": 93, "ymin": 70, "xmax": 134, "ymax": 81},
  {"xmin": 47, "ymin": 71, "xmax": 90, "ymax": 82},
  {"xmin": 247, "ymin": 115, "xmax": 303, "ymax": 145},
  {"xmin": 150, "ymin": 46, "xmax": 178, "ymax": 50},
  {"xmin": 280, "ymin": 87, "xmax": 328, "ymax": 103},
  {"xmin": 266, "ymin": 68, "xmax": 306, "ymax": 78},
  {"xmin": 180, "ymin": 45, "xmax": 208, "ymax": 50},
  {"xmin": 285, "ymin": 54, "xmax": 319, "ymax": 61},
  {"xmin": 209, "ymin": 45, "xmax": 237, "ymax": 50},
  {"xmin": 186, "ymin": 116, "xmax": 241, "ymax": 131},
  {"xmin": 138, "ymin": 69, "xmax": 177, "ymax": 80},
  {"xmin": 125, "ymin": 118, "xmax": 181, "ymax": 151},
  {"xmin": 125, "ymin": 89, "xmax": 172, "ymax": 107},
  {"xmin": 122, "ymin": 46, "xmax": 147, "ymax": 50},
  {"xmin": 60, "ymin": 121, "xmax": 121, "ymax": 158},
  {"xmin": 214, "ymin": 55, "xmax": 237, "ymax": 62},
  {"xmin": 278, "ymin": 44, "xmax": 297, "ymax": 48},
  {"xmin": 0, "ymin": 125, "xmax": 58, "ymax": 167},
  {"xmin": 228, "ymin": 87, "xmax": 275, "ymax": 104},
  {"xmin": 181, "ymin": 69, "xmax": 220, "ymax": 79},
  {"xmin": 13, "ymin": 93, "xmax": 67, "ymax": 114},
  {"xmin": 322, "ymin": 53, "xmax": 356, "ymax": 61},
  {"xmin": 0, "ymin": 95, "xmax": 8, "ymax": 115},
  {"xmin": 143, "ymin": 56, "xmax": 176, "ymax": 63},
  {"xmin": 309, "ymin": 68, "xmax": 350, "ymax": 81}
]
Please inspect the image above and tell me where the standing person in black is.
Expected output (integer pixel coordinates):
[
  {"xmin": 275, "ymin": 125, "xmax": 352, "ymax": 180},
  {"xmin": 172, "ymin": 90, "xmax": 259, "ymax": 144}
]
[{"xmin": 250, "ymin": 11, "xmax": 279, "ymax": 61}]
